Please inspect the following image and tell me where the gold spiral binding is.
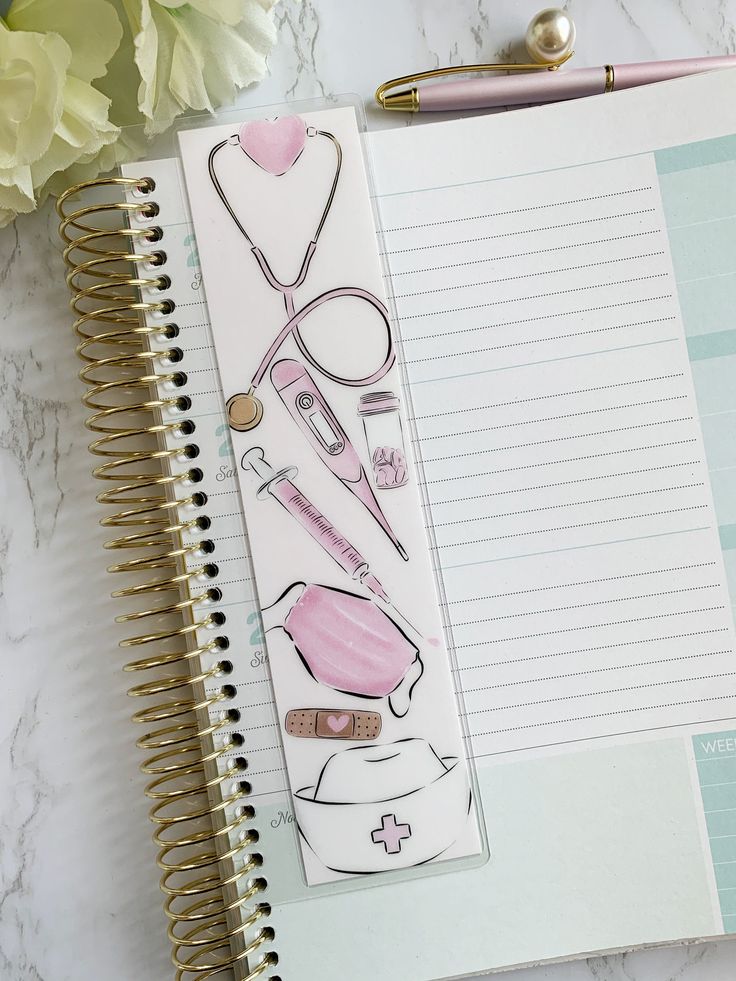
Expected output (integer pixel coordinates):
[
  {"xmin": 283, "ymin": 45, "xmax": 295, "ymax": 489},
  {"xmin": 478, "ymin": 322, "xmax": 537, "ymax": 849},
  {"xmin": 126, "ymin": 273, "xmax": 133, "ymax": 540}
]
[{"xmin": 57, "ymin": 176, "xmax": 276, "ymax": 980}]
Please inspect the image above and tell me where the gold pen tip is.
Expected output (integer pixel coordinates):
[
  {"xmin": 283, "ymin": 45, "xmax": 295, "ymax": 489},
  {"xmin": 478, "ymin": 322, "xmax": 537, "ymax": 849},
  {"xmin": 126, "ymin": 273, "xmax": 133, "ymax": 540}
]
[{"xmin": 376, "ymin": 87, "xmax": 419, "ymax": 112}]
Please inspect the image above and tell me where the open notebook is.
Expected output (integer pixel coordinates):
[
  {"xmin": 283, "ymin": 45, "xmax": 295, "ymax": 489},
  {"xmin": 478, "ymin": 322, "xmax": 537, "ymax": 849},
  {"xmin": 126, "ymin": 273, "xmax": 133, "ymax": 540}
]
[{"xmin": 58, "ymin": 68, "xmax": 736, "ymax": 980}]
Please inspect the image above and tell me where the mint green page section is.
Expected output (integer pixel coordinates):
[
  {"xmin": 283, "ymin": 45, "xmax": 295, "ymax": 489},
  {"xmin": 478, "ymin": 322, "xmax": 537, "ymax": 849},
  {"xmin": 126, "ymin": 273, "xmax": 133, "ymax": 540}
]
[
  {"xmin": 269, "ymin": 739, "xmax": 716, "ymax": 980},
  {"xmin": 657, "ymin": 142, "xmax": 736, "ymax": 594},
  {"xmin": 692, "ymin": 730, "xmax": 736, "ymax": 932},
  {"xmin": 658, "ymin": 139, "xmax": 736, "ymax": 934}
]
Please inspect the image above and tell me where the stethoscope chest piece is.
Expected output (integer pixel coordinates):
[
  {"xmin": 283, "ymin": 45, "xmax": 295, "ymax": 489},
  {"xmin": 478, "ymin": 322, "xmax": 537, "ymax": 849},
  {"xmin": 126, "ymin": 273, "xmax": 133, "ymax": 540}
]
[{"xmin": 226, "ymin": 389, "xmax": 264, "ymax": 432}]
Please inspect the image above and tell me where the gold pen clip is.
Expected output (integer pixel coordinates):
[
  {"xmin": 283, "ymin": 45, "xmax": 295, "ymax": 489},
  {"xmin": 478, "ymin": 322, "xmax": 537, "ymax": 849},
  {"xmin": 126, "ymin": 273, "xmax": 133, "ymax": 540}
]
[{"xmin": 375, "ymin": 51, "xmax": 574, "ymax": 111}]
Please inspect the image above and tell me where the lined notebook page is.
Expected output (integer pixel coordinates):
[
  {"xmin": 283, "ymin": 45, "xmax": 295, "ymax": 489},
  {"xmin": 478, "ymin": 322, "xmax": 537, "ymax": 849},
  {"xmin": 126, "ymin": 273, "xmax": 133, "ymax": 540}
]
[{"xmin": 370, "ymin": 127, "xmax": 736, "ymax": 758}]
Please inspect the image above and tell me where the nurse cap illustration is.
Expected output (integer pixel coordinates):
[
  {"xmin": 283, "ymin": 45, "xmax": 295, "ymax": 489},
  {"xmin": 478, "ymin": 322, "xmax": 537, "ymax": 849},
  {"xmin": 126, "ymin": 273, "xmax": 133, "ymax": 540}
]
[
  {"xmin": 262, "ymin": 582, "xmax": 424, "ymax": 718},
  {"xmin": 294, "ymin": 738, "xmax": 472, "ymax": 875}
]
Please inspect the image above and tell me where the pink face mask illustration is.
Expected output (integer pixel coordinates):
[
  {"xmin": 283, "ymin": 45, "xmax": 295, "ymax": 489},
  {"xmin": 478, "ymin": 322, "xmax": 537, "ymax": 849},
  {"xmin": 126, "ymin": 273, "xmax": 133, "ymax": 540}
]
[{"xmin": 263, "ymin": 583, "xmax": 423, "ymax": 717}]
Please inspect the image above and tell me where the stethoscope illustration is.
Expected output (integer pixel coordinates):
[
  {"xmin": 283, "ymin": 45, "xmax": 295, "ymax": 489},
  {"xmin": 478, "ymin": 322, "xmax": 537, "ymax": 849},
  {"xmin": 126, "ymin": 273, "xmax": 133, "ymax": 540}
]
[{"xmin": 208, "ymin": 119, "xmax": 394, "ymax": 431}]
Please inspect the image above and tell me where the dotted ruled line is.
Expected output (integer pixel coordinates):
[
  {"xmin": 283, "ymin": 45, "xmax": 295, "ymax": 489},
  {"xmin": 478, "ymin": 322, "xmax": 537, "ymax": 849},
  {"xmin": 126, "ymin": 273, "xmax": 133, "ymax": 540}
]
[
  {"xmin": 381, "ymin": 211, "xmax": 657, "ymax": 254},
  {"xmin": 404, "ymin": 317, "xmax": 676, "ymax": 364},
  {"xmin": 381, "ymin": 186, "xmax": 653, "ymax": 234},
  {"xmin": 389, "ymin": 230, "xmax": 662, "ymax": 277},
  {"xmin": 419, "ymin": 395, "xmax": 686, "ymax": 441},
  {"xmin": 430, "ymin": 461, "xmax": 701, "ymax": 508},
  {"xmin": 454, "ymin": 583, "xmax": 718, "ymax": 626},
  {"xmin": 412, "ymin": 372, "xmax": 684, "ymax": 419},
  {"xmin": 457, "ymin": 607, "xmax": 726, "ymax": 649},
  {"xmin": 208, "ymin": 533, "xmax": 252, "ymax": 542},
  {"xmin": 405, "ymin": 296, "xmax": 674, "ymax": 345},
  {"xmin": 454, "ymin": 628, "xmax": 730, "ymax": 671},
  {"xmin": 423, "ymin": 416, "xmax": 693, "ymax": 463},
  {"xmin": 390, "ymin": 251, "xmax": 666, "ymax": 301},
  {"xmin": 434, "ymin": 483, "xmax": 704, "ymax": 528},
  {"xmin": 444, "ymin": 560, "xmax": 716, "ymax": 606},
  {"xmin": 469, "ymin": 695, "xmax": 736, "ymax": 737},
  {"xmin": 421, "ymin": 439, "xmax": 699, "ymax": 485},
  {"xmin": 397, "ymin": 273, "xmax": 668, "ymax": 321},
  {"xmin": 461, "ymin": 650, "xmax": 734, "ymax": 694},
  {"xmin": 433, "ymin": 504, "xmax": 708, "ymax": 548},
  {"xmin": 465, "ymin": 672, "xmax": 736, "ymax": 715}
]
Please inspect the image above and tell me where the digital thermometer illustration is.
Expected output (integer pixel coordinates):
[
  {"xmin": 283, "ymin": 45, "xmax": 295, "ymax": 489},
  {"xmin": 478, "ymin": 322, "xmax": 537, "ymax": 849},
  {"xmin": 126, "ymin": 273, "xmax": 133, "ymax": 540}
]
[{"xmin": 270, "ymin": 359, "xmax": 408, "ymax": 561}]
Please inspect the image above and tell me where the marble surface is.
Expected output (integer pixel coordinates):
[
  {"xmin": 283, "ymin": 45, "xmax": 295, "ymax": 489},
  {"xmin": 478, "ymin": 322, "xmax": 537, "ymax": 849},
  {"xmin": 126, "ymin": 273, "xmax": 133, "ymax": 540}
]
[{"xmin": 2, "ymin": 1, "xmax": 736, "ymax": 978}]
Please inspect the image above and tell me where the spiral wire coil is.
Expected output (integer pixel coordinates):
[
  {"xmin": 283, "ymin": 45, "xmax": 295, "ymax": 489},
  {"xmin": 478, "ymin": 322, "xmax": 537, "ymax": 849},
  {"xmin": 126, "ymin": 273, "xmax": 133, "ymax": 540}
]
[{"xmin": 57, "ymin": 177, "xmax": 278, "ymax": 980}]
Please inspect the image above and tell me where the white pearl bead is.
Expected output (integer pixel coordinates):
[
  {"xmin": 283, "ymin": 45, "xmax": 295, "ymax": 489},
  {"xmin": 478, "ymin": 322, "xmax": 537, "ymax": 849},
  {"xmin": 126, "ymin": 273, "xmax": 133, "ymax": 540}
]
[{"xmin": 525, "ymin": 8, "xmax": 576, "ymax": 64}]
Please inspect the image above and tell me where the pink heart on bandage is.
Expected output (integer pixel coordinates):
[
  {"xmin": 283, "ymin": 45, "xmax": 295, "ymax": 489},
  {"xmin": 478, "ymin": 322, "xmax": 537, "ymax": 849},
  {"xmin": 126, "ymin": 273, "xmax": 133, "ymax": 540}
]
[
  {"xmin": 238, "ymin": 116, "xmax": 306, "ymax": 176},
  {"xmin": 326, "ymin": 714, "xmax": 350, "ymax": 733}
]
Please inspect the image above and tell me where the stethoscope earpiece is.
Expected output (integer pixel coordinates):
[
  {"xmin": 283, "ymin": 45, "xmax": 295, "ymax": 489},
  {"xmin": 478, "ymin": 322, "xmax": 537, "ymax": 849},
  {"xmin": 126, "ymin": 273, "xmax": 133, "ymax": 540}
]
[
  {"xmin": 211, "ymin": 122, "xmax": 394, "ymax": 434},
  {"xmin": 226, "ymin": 389, "xmax": 264, "ymax": 432}
]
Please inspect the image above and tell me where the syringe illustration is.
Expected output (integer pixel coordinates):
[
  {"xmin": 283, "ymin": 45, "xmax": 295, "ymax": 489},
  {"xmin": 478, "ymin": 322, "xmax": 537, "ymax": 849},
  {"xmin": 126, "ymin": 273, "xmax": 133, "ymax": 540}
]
[{"xmin": 242, "ymin": 446, "xmax": 391, "ymax": 603}]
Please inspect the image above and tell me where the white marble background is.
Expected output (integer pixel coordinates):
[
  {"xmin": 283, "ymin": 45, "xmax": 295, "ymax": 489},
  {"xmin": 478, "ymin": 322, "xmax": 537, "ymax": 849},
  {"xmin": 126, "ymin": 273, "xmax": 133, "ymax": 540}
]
[{"xmin": 2, "ymin": 1, "xmax": 736, "ymax": 978}]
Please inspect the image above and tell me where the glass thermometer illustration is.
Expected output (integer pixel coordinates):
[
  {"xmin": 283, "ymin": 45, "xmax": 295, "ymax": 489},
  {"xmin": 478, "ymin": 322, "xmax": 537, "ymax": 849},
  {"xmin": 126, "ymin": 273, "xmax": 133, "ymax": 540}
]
[{"xmin": 270, "ymin": 359, "xmax": 408, "ymax": 561}]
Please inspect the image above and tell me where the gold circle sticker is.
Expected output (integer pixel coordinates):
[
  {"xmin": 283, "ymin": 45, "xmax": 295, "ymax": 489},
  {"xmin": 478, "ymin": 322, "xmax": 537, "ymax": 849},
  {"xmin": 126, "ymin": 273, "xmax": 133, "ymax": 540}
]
[{"xmin": 226, "ymin": 391, "xmax": 263, "ymax": 431}]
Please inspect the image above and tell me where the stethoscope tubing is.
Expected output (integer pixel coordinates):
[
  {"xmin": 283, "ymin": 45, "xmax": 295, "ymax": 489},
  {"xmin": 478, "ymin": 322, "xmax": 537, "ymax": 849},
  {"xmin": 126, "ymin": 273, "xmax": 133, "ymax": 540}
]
[
  {"xmin": 209, "ymin": 123, "xmax": 394, "ymax": 395},
  {"xmin": 250, "ymin": 286, "xmax": 394, "ymax": 390}
]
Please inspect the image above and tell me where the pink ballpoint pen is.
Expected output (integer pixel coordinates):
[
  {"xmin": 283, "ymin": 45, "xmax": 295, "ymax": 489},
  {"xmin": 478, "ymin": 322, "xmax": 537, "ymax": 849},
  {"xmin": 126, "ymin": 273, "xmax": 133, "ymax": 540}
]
[{"xmin": 376, "ymin": 54, "xmax": 736, "ymax": 112}]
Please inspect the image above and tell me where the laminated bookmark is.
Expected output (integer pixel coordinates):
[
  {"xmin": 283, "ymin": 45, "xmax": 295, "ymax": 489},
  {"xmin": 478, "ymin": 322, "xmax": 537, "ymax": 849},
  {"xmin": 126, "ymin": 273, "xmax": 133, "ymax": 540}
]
[{"xmin": 178, "ymin": 105, "xmax": 482, "ymax": 885}]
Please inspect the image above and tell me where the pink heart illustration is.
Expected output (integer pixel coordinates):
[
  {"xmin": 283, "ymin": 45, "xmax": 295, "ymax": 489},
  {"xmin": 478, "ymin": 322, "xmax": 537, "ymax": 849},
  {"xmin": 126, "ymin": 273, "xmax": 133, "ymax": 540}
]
[
  {"xmin": 238, "ymin": 116, "xmax": 307, "ymax": 176},
  {"xmin": 326, "ymin": 714, "xmax": 350, "ymax": 733}
]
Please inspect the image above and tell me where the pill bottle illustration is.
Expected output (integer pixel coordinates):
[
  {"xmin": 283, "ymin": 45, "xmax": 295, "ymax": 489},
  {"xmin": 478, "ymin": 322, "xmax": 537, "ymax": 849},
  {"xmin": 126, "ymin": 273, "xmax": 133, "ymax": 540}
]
[{"xmin": 358, "ymin": 391, "xmax": 409, "ymax": 490}]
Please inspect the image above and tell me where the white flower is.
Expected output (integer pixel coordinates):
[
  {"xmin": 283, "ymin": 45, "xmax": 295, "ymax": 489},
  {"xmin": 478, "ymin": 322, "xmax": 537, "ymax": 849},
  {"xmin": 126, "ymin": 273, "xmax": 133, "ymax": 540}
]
[
  {"xmin": 0, "ymin": 0, "xmax": 282, "ymax": 225},
  {"xmin": 0, "ymin": 0, "xmax": 121, "ymax": 226},
  {"xmin": 122, "ymin": 0, "xmax": 278, "ymax": 135}
]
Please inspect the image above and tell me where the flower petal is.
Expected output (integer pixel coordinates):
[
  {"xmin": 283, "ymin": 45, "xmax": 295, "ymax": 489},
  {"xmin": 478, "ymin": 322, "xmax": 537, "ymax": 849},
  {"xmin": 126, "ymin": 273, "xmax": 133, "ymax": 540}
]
[
  {"xmin": 0, "ymin": 22, "xmax": 68, "ymax": 168},
  {"xmin": 38, "ymin": 127, "xmax": 140, "ymax": 203},
  {"xmin": 97, "ymin": 0, "xmax": 151, "ymax": 128},
  {"xmin": 30, "ymin": 74, "xmax": 119, "ymax": 189},
  {"xmin": 183, "ymin": 0, "xmax": 247, "ymax": 26},
  {"xmin": 153, "ymin": 0, "xmax": 246, "ymax": 22},
  {"xmin": 126, "ymin": 0, "xmax": 185, "ymax": 136},
  {"xmin": 123, "ymin": 0, "xmax": 278, "ymax": 135},
  {"xmin": 7, "ymin": 0, "xmax": 123, "ymax": 83},
  {"xmin": 171, "ymin": 3, "xmax": 277, "ymax": 109},
  {"xmin": 0, "ymin": 161, "xmax": 36, "ymax": 225}
]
